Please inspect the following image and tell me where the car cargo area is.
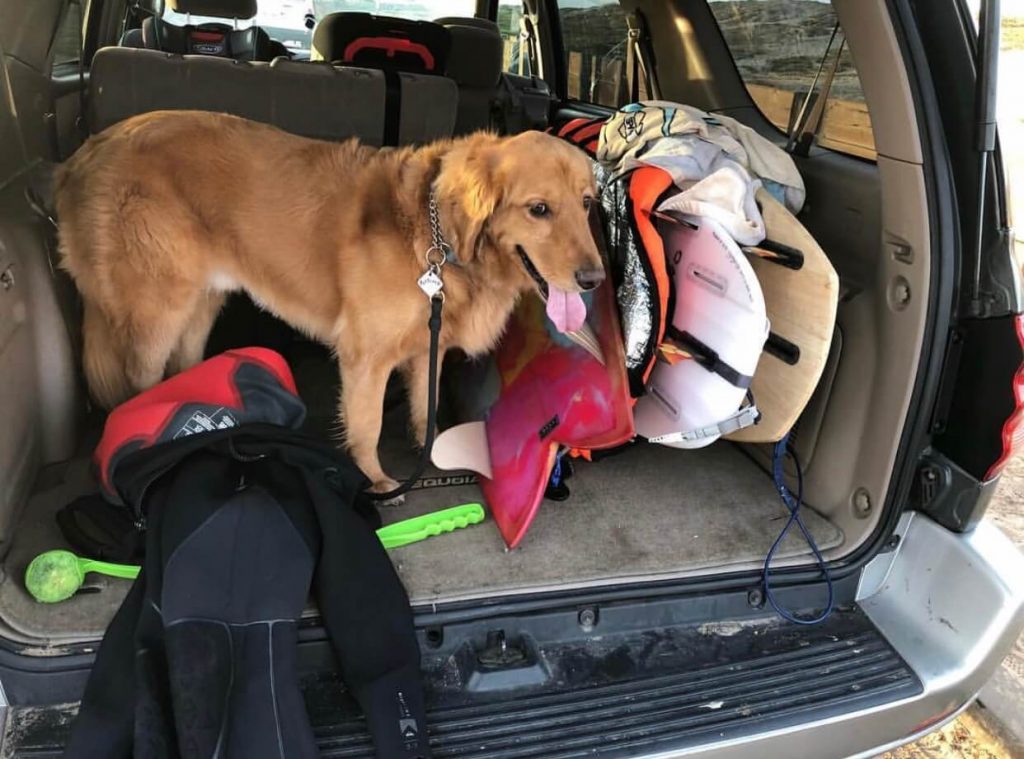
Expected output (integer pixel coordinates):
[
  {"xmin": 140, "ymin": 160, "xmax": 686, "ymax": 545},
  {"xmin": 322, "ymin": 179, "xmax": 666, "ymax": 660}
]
[
  {"xmin": 10, "ymin": 0, "xmax": 1024, "ymax": 756},
  {"xmin": 0, "ymin": 331, "xmax": 844, "ymax": 645},
  {"xmin": 0, "ymin": 0, "xmax": 933, "ymax": 656}
]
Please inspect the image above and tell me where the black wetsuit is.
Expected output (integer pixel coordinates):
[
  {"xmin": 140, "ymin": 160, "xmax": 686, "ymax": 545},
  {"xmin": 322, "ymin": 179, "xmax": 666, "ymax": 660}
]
[{"xmin": 64, "ymin": 426, "xmax": 431, "ymax": 759}]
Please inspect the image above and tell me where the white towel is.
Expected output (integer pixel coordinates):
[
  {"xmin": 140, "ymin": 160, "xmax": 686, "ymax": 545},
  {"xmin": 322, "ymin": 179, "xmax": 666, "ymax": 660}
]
[{"xmin": 655, "ymin": 161, "xmax": 766, "ymax": 246}]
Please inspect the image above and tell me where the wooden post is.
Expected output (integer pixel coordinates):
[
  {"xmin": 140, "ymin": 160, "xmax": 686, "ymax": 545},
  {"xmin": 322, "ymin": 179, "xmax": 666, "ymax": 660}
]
[
  {"xmin": 588, "ymin": 56, "xmax": 597, "ymax": 101},
  {"xmin": 568, "ymin": 52, "xmax": 582, "ymax": 100},
  {"xmin": 596, "ymin": 58, "xmax": 624, "ymax": 106},
  {"xmin": 503, "ymin": 36, "xmax": 514, "ymax": 72}
]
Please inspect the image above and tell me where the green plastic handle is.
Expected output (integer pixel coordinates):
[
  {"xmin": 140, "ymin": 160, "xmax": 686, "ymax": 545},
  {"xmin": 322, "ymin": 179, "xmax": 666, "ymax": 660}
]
[
  {"xmin": 376, "ymin": 503, "xmax": 486, "ymax": 549},
  {"xmin": 79, "ymin": 558, "xmax": 141, "ymax": 580}
]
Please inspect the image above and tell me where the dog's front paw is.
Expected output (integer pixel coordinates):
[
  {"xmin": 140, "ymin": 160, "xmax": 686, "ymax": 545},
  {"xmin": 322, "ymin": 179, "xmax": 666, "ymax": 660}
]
[{"xmin": 369, "ymin": 477, "xmax": 405, "ymax": 506}]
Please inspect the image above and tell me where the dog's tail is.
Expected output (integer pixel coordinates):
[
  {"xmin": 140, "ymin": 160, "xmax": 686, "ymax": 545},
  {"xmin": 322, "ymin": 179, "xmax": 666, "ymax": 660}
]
[{"xmin": 82, "ymin": 302, "xmax": 133, "ymax": 409}]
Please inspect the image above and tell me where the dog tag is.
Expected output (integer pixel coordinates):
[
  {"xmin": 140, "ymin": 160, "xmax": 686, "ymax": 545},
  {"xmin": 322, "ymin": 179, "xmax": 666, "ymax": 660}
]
[{"xmin": 417, "ymin": 268, "xmax": 444, "ymax": 299}]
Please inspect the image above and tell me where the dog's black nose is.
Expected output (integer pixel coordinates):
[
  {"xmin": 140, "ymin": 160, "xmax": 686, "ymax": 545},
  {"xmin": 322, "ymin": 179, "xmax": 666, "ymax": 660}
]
[{"xmin": 575, "ymin": 268, "xmax": 606, "ymax": 291}]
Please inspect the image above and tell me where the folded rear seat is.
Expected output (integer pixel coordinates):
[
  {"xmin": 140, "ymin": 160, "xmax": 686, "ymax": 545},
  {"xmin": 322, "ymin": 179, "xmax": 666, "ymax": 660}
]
[
  {"xmin": 434, "ymin": 17, "xmax": 503, "ymax": 134},
  {"xmin": 87, "ymin": 46, "xmax": 456, "ymax": 146},
  {"xmin": 310, "ymin": 13, "xmax": 456, "ymax": 145},
  {"xmin": 436, "ymin": 16, "xmax": 554, "ymax": 136}
]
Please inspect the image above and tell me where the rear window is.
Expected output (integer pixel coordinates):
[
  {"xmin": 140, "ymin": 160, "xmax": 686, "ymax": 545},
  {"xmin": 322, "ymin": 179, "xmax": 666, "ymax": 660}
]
[
  {"xmin": 498, "ymin": 0, "xmax": 529, "ymax": 75},
  {"xmin": 708, "ymin": 0, "xmax": 876, "ymax": 160},
  {"xmin": 312, "ymin": 0, "xmax": 475, "ymax": 21},
  {"xmin": 558, "ymin": 0, "xmax": 638, "ymax": 107},
  {"xmin": 260, "ymin": 1, "xmax": 314, "ymax": 53},
  {"xmin": 52, "ymin": 1, "xmax": 83, "ymax": 67}
]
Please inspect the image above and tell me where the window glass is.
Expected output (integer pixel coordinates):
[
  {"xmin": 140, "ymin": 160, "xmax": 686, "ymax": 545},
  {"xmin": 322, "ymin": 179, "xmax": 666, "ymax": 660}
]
[
  {"xmin": 708, "ymin": 0, "xmax": 876, "ymax": 159},
  {"xmin": 311, "ymin": 0, "xmax": 475, "ymax": 22},
  {"xmin": 259, "ymin": 2, "xmax": 314, "ymax": 54},
  {"xmin": 497, "ymin": 0, "xmax": 530, "ymax": 75},
  {"xmin": 558, "ymin": 0, "xmax": 641, "ymax": 106},
  {"xmin": 52, "ymin": 1, "xmax": 83, "ymax": 67}
]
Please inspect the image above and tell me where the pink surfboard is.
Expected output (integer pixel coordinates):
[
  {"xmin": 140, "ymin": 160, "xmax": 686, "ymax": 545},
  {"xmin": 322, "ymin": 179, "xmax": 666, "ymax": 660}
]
[{"xmin": 433, "ymin": 260, "xmax": 634, "ymax": 548}]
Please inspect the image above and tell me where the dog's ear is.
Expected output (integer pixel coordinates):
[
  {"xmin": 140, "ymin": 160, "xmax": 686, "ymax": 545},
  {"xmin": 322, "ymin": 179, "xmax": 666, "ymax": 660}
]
[{"xmin": 434, "ymin": 138, "xmax": 501, "ymax": 264}]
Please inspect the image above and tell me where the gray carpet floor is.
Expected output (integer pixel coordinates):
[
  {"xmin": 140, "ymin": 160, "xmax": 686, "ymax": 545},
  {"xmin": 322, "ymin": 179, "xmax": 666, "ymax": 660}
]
[
  {"xmin": 0, "ymin": 437, "xmax": 842, "ymax": 645},
  {"xmin": 383, "ymin": 441, "xmax": 843, "ymax": 601},
  {"xmin": 0, "ymin": 349, "xmax": 843, "ymax": 645}
]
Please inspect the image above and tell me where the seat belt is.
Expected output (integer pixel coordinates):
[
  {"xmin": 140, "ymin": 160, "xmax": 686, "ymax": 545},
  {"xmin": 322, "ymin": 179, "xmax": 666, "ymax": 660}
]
[
  {"xmin": 71, "ymin": 0, "xmax": 89, "ymax": 143},
  {"xmin": 382, "ymin": 70, "xmax": 402, "ymax": 146},
  {"xmin": 518, "ymin": 15, "xmax": 538, "ymax": 77}
]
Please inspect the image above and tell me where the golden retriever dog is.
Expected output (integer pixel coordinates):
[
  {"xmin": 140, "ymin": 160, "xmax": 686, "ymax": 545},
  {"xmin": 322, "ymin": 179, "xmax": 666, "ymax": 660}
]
[{"xmin": 56, "ymin": 110, "xmax": 603, "ymax": 495}]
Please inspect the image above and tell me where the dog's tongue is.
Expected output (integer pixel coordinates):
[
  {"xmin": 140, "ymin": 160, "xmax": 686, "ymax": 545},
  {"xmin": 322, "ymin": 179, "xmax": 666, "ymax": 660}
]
[{"xmin": 546, "ymin": 285, "xmax": 587, "ymax": 333}]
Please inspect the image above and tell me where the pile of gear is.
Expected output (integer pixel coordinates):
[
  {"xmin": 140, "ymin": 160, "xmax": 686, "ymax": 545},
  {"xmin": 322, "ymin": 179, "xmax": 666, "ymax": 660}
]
[
  {"xmin": 431, "ymin": 99, "xmax": 838, "ymax": 549},
  {"xmin": 559, "ymin": 101, "xmax": 834, "ymax": 449}
]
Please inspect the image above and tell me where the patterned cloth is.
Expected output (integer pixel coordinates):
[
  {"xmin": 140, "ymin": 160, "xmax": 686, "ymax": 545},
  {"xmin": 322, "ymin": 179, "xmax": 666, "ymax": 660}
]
[
  {"xmin": 598, "ymin": 100, "xmax": 802, "ymax": 213},
  {"xmin": 597, "ymin": 102, "xmax": 806, "ymax": 240}
]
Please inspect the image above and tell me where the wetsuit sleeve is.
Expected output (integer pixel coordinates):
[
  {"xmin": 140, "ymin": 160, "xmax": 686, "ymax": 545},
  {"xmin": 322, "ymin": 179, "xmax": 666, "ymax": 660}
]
[
  {"xmin": 309, "ymin": 471, "xmax": 431, "ymax": 759},
  {"xmin": 63, "ymin": 572, "xmax": 144, "ymax": 759}
]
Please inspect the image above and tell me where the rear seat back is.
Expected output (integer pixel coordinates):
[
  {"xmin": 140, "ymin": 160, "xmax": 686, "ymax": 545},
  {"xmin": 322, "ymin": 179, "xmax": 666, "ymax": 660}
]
[
  {"xmin": 87, "ymin": 47, "xmax": 456, "ymax": 146},
  {"xmin": 435, "ymin": 16, "xmax": 553, "ymax": 136},
  {"xmin": 310, "ymin": 13, "xmax": 454, "ymax": 145},
  {"xmin": 311, "ymin": 13, "xmax": 451, "ymax": 75},
  {"xmin": 435, "ymin": 17, "xmax": 502, "ymax": 134}
]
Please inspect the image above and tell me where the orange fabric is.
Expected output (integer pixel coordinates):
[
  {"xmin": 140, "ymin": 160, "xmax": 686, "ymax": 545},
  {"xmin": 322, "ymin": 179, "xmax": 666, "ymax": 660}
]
[
  {"xmin": 555, "ymin": 119, "xmax": 603, "ymax": 156},
  {"xmin": 556, "ymin": 118, "xmax": 594, "ymax": 138},
  {"xmin": 627, "ymin": 166, "xmax": 675, "ymax": 385},
  {"xmin": 568, "ymin": 122, "xmax": 604, "ymax": 143},
  {"xmin": 574, "ymin": 166, "xmax": 674, "ymax": 458},
  {"xmin": 658, "ymin": 343, "xmax": 694, "ymax": 366}
]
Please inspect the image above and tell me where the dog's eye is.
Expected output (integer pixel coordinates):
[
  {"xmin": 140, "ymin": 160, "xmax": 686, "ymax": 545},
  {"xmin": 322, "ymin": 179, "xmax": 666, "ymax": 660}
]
[
  {"xmin": 583, "ymin": 196, "xmax": 594, "ymax": 211},
  {"xmin": 529, "ymin": 202, "xmax": 550, "ymax": 218}
]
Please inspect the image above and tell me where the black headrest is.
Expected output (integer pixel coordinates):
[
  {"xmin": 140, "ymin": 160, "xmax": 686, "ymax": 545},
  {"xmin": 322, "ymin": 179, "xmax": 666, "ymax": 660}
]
[
  {"xmin": 312, "ymin": 13, "xmax": 450, "ymax": 75},
  {"xmin": 436, "ymin": 17, "xmax": 502, "ymax": 89},
  {"xmin": 142, "ymin": 17, "xmax": 275, "ymax": 60},
  {"xmin": 167, "ymin": 0, "xmax": 256, "ymax": 20}
]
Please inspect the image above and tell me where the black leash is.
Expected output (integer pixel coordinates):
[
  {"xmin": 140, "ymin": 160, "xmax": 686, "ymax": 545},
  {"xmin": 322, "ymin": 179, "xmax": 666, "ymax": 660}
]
[
  {"xmin": 367, "ymin": 295, "xmax": 444, "ymax": 502},
  {"xmin": 367, "ymin": 193, "xmax": 450, "ymax": 502}
]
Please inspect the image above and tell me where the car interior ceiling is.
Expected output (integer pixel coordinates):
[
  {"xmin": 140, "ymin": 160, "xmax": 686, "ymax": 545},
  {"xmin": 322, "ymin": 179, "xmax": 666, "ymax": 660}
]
[{"xmin": 0, "ymin": 0, "xmax": 932, "ymax": 646}]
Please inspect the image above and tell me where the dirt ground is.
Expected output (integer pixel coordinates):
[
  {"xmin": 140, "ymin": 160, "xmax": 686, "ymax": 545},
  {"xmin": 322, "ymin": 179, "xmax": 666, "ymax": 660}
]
[
  {"xmin": 882, "ymin": 709, "xmax": 1019, "ymax": 759},
  {"xmin": 987, "ymin": 456, "xmax": 1024, "ymax": 690}
]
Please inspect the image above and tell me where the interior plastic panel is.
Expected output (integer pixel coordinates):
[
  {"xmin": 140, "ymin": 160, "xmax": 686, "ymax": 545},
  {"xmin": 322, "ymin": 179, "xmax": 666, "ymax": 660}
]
[{"xmin": 0, "ymin": 2, "xmax": 84, "ymax": 561}]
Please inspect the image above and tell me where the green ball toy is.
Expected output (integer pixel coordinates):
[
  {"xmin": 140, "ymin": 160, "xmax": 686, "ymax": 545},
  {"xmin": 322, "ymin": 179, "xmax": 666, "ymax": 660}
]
[{"xmin": 24, "ymin": 550, "xmax": 140, "ymax": 604}]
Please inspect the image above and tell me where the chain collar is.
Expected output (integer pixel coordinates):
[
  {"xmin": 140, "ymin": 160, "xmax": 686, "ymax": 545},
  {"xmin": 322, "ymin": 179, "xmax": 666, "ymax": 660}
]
[
  {"xmin": 417, "ymin": 192, "xmax": 450, "ymax": 301},
  {"xmin": 426, "ymin": 192, "xmax": 454, "ymax": 267}
]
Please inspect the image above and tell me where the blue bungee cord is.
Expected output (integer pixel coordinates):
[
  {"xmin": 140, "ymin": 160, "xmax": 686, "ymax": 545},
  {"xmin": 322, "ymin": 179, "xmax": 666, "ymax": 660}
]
[
  {"xmin": 763, "ymin": 430, "xmax": 835, "ymax": 625},
  {"xmin": 550, "ymin": 450, "xmax": 565, "ymax": 489}
]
